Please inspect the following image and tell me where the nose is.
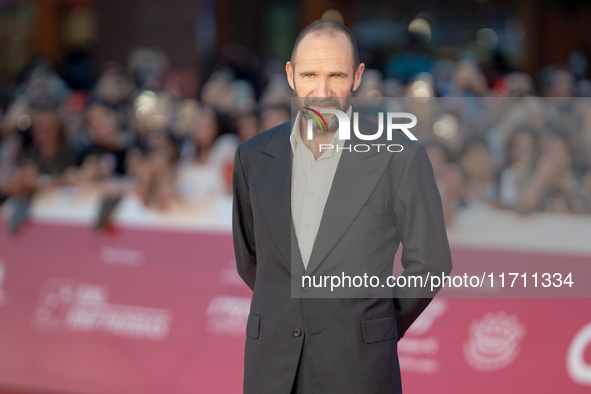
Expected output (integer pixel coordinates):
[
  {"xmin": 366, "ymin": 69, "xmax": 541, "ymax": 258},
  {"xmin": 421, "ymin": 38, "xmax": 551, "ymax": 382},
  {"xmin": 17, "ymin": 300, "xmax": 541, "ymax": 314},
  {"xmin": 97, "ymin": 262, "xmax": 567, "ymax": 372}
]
[{"xmin": 314, "ymin": 77, "xmax": 330, "ymax": 98}]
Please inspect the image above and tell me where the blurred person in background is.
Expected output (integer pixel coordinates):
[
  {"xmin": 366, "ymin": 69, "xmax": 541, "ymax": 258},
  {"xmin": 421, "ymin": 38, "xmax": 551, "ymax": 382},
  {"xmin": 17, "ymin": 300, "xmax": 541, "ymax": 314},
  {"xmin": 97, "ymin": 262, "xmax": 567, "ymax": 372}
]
[
  {"xmin": 577, "ymin": 99, "xmax": 591, "ymax": 173},
  {"xmin": 384, "ymin": 33, "xmax": 433, "ymax": 84},
  {"xmin": 584, "ymin": 170, "xmax": 591, "ymax": 206},
  {"xmin": 458, "ymin": 137, "xmax": 497, "ymax": 206},
  {"xmin": 259, "ymin": 103, "xmax": 291, "ymax": 131},
  {"xmin": 176, "ymin": 106, "xmax": 238, "ymax": 202},
  {"xmin": 21, "ymin": 109, "xmax": 77, "ymax": 179},
  {"xmin": 15, "ymin": 59, "xmax": 70, "ymax": 111},
  {"xmin": 432, "ymin": 59, "xmax": 455, "ymax": 97},
  {"xmin": 425, "ymin": 141, "xmax": 465, "ymax": 225},
  {"xmin": 446, "ymin": 61, "xmax": 488, "ymax": 98},
  {"xmin": 259, "ymin": 72, "xmax": 292, "ymax": 109},
  {"xmin": 200, "ymin": 69, "xmax": 239, "ymax": 113},
  {"xmin": 498, "ymin": 129, "xmax": 539, "ymax": 209},
  {"xmin": 539, "ymin": 65, "xmax": 575, "ymax": 98},
  {"xmin": 77, "ymin": 102, "xmax": 130, "ymax": 182},
  {"xmin": 3, "ymin": 109, "xmax": 77, "ymax": 196},
  {"xmin": 92, "ymin": 63, "xmax": 135, "ymax": 133},
  {"xmin": 538, "ymin": 67, "xmax": 581, "ymax": 146},
  {"xmin": 235, "ymin": 110, "xmax": 261, "ymax": 142},
  {"xmin": 132, "ymin": 131, "xmax": 180, "ymax": 210},
  {"xmin": 502, "ymin": 72, "xmax": 536, "ymax": 97},
  {"xmin": 355, "ymin": 69, "xmax": 384, "ymax": 98},
  {"xmin": 61, "ymin": 91, "xmax": 90, "ymax": 153},
  {"xmin": 440, "ymin": 63, "xmax": 490, "ymax": 141},
  {"xmin": 485, "ymin": 97, "xmax": 550, "ymax": 173},
  {"xmin": 0, "ymin": 102, "xmax": 28, "ymax": 201},
  {"xmin": 128, "ymin": 47, "xmax": 170, "ymax": 92},
  {"xmin": 517, "ymin": 133, "xmax": 589, "ymax": 213}
]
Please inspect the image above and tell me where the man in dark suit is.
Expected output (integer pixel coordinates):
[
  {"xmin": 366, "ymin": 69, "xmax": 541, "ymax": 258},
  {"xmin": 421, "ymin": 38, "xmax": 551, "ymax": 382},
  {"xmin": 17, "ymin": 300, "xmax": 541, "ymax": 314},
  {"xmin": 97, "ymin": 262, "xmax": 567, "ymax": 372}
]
[{"xmin": 232, "ymin": 20, "xmax": 452, "ymax": 394}]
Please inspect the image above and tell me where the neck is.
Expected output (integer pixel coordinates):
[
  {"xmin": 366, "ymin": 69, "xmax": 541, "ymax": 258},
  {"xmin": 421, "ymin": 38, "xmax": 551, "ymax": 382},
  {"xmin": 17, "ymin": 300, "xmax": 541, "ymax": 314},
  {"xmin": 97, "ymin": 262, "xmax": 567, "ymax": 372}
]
[{"xmin": 298, "ymin": 119, "xmax": 336, "ymax": 160}]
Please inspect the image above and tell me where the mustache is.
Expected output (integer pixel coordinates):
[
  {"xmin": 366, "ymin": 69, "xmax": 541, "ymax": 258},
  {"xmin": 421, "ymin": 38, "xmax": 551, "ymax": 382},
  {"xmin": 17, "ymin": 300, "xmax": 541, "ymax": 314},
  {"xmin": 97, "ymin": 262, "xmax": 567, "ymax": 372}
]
[{"xmin": 303, "ymin": 97, "xmax": 341, "ymax": 108}]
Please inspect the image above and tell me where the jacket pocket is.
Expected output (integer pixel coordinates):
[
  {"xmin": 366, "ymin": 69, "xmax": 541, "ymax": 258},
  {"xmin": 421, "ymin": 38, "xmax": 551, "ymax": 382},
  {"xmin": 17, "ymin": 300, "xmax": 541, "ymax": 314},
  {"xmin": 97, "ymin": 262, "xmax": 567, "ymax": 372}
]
[
  {"xmin": 361, "ymin": 314, "xmax": 398, "ymax": 343},
  {"xmin": 246, "ymin": 313, "xmax": 261, "ymax": 339}
]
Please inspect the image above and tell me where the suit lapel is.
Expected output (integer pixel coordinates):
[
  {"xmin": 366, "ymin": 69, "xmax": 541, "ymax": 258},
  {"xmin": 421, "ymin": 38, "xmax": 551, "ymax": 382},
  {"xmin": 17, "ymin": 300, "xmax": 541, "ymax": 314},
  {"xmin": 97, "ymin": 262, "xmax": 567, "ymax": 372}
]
[
  {"xmin": 251, "ymin": 122, "xmax": 305, "ymax": 276},
  {"xmin": 304, "ymin": 112, "xmax": 392, "ymax": 276}
]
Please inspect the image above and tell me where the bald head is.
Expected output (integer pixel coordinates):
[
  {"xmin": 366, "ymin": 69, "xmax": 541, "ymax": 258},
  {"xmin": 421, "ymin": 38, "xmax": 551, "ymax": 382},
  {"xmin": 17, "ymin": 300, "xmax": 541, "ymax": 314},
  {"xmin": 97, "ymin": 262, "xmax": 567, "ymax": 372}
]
[{"xmin": 290, "ymin": 20, "xmax": 360, "ymax": 70}]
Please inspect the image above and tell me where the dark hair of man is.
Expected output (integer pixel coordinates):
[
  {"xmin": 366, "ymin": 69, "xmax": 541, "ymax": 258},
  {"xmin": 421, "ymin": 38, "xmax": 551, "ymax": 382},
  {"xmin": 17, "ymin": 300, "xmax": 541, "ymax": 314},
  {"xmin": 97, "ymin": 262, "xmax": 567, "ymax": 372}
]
[{"xmin": 290, "ymin": 20, "xmax": 360, "ymax": 70}]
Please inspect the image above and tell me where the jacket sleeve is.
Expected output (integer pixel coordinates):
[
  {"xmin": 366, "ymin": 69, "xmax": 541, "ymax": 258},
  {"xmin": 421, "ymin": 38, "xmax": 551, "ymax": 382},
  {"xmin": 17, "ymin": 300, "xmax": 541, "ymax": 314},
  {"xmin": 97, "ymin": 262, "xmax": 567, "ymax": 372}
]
[
  {"xmin": 232, "ymin": 144, "xmax": 257, "ymax": 291},
  {"xmin": 392, "ymin": 141, "xmax": 453, "ymax": 339}
]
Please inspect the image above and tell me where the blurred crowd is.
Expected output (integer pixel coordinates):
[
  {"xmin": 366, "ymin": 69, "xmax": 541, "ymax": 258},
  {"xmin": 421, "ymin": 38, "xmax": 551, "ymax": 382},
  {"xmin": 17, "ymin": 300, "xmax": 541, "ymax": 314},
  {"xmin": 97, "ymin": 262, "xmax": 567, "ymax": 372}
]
[
  {"xmin": 1, "ymin": 44, "xmax": 590, "ymax": 229},
  {"xmin": 0, "ymin": 47, "xmax": 293, "ymax": 223}
]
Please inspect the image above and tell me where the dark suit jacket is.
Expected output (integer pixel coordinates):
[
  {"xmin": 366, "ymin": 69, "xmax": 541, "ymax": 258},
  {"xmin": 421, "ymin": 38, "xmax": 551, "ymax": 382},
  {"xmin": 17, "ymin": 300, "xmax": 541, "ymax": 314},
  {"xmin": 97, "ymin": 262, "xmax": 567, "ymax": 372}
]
[{"xmin": 232, "ymin": 112, "xmax": 452, "ymax": 394}]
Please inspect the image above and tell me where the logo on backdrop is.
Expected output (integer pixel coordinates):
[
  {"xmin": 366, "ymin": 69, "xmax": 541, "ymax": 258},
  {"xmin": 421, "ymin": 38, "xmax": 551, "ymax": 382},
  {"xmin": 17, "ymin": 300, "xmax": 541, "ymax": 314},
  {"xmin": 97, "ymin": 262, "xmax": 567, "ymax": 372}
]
[
  {"xmin": 463, "ymin": 311, "xmax": 526, "ymax": 372},
  {"xmin": 302, "ymin": 108, "xmax": 418, "ymax": 153},
  {"xmin": 205, "ymin": 296, "xmax": 251, "ymax": 336},
  {"xmin": 99, "ymin": 247, "xmax": 144, "ymax": 266},
  {"xmin": 32, "ymin": 278, "xmax": 172, "ymax": 341},
  {"xmin": 567, "ymin": 321, "xmax": 591, "ymax": 386}
]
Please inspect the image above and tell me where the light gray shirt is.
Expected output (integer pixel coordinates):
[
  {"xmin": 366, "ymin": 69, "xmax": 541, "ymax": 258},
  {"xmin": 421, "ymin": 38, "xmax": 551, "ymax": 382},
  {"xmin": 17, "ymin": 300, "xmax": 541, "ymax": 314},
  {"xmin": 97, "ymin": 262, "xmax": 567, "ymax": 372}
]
[{"xmin": 290, "ymin": 108, "xmax": 349, "ymax": 269}]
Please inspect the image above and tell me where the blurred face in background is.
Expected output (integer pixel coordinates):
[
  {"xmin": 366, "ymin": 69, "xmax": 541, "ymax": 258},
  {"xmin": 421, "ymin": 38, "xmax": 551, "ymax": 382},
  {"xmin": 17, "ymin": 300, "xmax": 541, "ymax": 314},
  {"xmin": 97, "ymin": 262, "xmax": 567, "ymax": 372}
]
[
  {"xmin": 87, "ymin": 104, "xmax": 119, "ymax": 147},
  {"xmin": 508, "ymin": 130, "xmax": 537, "ymax": 166},
  {"xmin": 286, "ymin": 30, "xmax": 364, "ymax": 134},
  {"xmin": 32, "ymin": 111, "xmax": 62, "ymax": 154},
  {"xmin": 194, "ymin": 107, "xmax": 219, "ymax": 150},
  {"xmin": 460, "ymin": 140, "xmax": 493, "ymax": 183}
]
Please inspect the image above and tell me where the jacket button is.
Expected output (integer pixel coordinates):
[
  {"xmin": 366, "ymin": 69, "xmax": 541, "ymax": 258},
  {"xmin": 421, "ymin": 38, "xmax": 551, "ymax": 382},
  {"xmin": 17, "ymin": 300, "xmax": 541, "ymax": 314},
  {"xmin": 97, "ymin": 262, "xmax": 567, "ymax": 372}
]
[{"xmin": 293, "ymin": 328, "xmax": 302, "ymax": 337}]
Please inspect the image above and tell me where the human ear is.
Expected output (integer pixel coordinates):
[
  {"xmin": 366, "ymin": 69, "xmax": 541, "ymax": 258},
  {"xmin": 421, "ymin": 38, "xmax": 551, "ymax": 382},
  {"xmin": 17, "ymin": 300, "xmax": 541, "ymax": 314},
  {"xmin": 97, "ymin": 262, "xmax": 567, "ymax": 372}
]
[
  {"xmin": 286, "ymin": 61, "xmax": 295, "ymax": 90},
  {"xmin": 352, "ymin": 63, "xmax": 365, "ymax": 92}
]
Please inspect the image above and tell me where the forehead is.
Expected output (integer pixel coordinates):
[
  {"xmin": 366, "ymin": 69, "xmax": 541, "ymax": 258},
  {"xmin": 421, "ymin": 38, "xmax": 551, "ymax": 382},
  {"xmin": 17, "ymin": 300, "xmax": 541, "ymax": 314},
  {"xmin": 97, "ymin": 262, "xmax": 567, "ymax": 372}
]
[{"xmin": 293, "ymin": 31, "xmax": 354, "ymax": 70}]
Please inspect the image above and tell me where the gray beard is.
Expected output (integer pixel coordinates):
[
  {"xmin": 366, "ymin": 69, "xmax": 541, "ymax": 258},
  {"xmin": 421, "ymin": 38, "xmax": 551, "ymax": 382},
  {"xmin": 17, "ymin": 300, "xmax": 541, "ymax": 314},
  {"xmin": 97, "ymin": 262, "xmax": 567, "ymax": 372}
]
[{"xmin": 295, "ymin": 95, "xmax": 352, "ymax": 135}]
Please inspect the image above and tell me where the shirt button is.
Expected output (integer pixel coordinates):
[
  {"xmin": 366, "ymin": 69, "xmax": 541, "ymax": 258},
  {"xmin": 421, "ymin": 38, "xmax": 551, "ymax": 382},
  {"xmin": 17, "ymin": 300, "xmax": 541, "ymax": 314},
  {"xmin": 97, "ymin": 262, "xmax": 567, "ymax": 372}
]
[{"xmin": 293, "ymin": 328, "xmax": 302, "ymax": 337}]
